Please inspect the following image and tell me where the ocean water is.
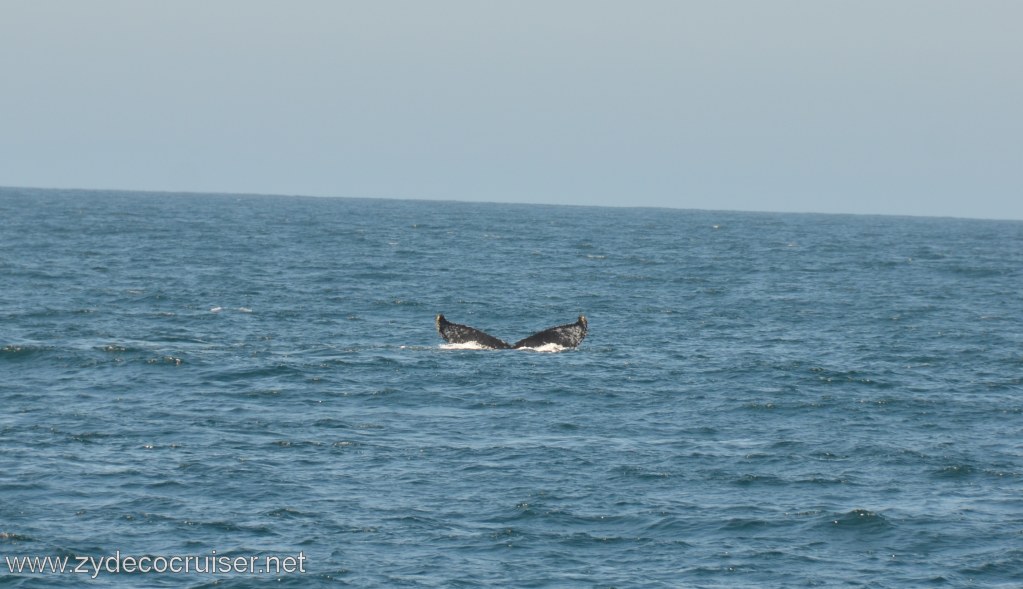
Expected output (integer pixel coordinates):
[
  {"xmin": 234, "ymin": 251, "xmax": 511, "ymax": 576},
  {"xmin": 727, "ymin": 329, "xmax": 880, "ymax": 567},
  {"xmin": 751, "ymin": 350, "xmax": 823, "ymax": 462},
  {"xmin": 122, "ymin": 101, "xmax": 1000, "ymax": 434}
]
[{"xmin": 1, "ymin": 187, "xmax": 1022, "ymax": 588}]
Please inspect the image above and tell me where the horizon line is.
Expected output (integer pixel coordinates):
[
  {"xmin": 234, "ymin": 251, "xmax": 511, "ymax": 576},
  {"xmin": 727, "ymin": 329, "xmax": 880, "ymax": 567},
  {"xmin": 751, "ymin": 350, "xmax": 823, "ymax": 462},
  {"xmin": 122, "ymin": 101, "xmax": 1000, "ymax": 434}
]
[{"xmin": 1, "ymin": 183, "xmax": 1019, "ymax": 224}]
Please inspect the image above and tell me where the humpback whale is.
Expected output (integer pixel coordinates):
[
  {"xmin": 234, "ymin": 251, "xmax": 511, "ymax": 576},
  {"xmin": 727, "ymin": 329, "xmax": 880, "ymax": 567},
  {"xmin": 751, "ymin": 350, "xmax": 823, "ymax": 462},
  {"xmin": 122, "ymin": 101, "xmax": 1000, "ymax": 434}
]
[{"xmin": 435, "ymin": 314, "xmax": 588, "ymax": 349}]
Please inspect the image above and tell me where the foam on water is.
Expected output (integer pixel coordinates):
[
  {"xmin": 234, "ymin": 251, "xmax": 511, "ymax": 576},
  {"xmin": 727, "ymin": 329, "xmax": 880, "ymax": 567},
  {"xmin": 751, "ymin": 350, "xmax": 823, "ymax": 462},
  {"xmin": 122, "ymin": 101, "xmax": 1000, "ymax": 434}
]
[
  {"xmin": 439, "ymin": 341, "xmax": 491, "ymax": 350},
  {"xmin": 517, "ymin": 342, "xmax": 567, "ymax": 353}
]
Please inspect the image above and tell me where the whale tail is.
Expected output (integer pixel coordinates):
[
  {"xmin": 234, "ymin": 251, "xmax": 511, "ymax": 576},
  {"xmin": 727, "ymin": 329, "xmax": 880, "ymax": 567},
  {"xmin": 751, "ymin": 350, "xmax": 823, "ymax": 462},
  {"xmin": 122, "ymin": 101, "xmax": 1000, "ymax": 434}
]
[
  {"xmin": 435, "ymin": 314, "xmax": 511, "ymax": 349},
  {"xmin": 435, "ymin": 314, "xmax": 587, "ymax": 350},
  {"xmin": 512, "ymin": 315, "xmax": 587, "ymax": 349}
]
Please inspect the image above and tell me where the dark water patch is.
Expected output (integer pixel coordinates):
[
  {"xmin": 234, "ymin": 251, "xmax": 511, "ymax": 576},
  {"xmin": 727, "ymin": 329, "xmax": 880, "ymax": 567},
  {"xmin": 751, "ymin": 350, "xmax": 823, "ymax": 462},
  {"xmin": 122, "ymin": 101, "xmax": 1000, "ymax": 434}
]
[
  {"xmin": 932, "ymin": 464, "xmax": 977, "ymax": 480},
  {"xmin": 311, "ymin": 418, "xmax": 355, "ymax": 430},
  {"xmin": 732, "ymin": 473, "xmax": 786, "ymax": 487},
  {"xmin": 825, "ymin": 509, "xmax": 894, "ymax": 532},
  {"xmin": 269, "ymin": 439, "xmax": 325, "ymax": 449},
  {"xmin": 65, "ymin": 431, "xmax": 116, "ymax": 445},
  {"xmin": 265, "ymin": 507, "xmax": 318, "ymax": 520},
  {"xmin": 795, "ymin": 475, "xmax": 854, "ymax": 486}
]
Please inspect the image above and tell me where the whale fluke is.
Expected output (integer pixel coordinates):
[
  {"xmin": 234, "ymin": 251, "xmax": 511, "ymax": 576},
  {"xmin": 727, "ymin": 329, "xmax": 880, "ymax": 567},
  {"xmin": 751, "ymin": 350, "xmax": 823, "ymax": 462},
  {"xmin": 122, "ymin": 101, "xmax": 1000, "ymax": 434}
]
[
  {"xmin": 512, "ymin": 315, "xmax": 588, "ymax": 349},
  {"xmin": 435, "ymin": 314, "xmax": 511, "ymax": 349},
  {"xmin": 435, "ymin": 314, "xmax": 587, "ymax": 350}
]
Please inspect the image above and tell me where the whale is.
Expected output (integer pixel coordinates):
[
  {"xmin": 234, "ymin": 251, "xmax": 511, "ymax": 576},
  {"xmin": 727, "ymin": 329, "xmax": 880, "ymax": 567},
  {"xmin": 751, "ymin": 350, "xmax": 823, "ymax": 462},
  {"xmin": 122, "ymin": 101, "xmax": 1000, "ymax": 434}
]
[{"xmin": 435, "ymin": 314, "xmax": 587, "ymax": 349}]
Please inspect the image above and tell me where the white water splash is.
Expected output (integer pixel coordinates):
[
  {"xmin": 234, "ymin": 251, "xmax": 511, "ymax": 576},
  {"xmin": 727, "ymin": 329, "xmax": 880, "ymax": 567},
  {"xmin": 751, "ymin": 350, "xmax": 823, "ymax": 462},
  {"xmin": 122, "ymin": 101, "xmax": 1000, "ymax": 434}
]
[
  {"xmin": 439, "ymin": 342, "xmax": 491, "ymax": 350},
  {"xmin": 438, "ymin": 342, "xmax": 568, "ymax": 353},
  {"xmin": 517, "ymin": 343, "xmax": 567, "ymax": 353}
]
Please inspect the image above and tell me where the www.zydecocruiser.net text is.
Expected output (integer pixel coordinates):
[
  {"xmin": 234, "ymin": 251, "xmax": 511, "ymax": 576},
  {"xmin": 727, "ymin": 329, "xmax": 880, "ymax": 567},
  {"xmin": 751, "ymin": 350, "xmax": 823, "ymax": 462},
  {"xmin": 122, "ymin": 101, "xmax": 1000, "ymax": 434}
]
[{"xmin": 4, "ymin": 551, "xmax": 307, "ymax": 579}]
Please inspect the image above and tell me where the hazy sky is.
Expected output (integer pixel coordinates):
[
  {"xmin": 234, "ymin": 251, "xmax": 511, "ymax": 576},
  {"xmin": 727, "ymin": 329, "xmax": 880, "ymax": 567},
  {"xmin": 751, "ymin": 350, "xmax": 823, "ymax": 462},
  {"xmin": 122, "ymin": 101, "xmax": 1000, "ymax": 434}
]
[{"xmin": 2, "ymin": 1, "xmax": 1021, "ymax": 219}]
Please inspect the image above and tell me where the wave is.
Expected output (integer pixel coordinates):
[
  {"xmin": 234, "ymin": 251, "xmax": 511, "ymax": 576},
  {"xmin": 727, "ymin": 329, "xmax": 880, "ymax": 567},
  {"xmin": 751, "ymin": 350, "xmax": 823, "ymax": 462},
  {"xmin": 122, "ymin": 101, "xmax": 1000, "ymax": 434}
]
[
  {"xmin": 1, "ymin": 343, "xmax": 53, "ymax": 359},
  {"xmin": 826, "ymin": 508, "xmax": 894, "ymax": 531}
]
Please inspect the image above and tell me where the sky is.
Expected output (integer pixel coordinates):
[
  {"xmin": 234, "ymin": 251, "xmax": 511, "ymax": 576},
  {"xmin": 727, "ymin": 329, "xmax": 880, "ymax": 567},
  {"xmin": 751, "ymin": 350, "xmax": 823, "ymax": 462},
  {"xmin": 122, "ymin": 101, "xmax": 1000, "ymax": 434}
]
[{"xmin": 1, "ymin": 1, "xmax": 1021, "ymax": 219}]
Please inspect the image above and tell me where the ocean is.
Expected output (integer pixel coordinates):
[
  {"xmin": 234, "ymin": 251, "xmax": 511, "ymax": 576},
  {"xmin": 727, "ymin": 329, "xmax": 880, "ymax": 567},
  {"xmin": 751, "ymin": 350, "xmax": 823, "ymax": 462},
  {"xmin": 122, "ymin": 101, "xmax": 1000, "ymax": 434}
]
[{"xmin": 1, "ymin": 187, "xmax": 1021, "ymax": 587}]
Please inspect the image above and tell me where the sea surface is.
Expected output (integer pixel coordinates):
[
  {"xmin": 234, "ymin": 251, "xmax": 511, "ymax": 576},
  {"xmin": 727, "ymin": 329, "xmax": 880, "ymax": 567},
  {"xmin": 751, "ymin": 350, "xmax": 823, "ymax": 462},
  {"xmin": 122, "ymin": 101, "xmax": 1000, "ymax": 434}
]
[{"xmin": 1, "ymin": 187, "xmax": 1022, "ymax": 588}]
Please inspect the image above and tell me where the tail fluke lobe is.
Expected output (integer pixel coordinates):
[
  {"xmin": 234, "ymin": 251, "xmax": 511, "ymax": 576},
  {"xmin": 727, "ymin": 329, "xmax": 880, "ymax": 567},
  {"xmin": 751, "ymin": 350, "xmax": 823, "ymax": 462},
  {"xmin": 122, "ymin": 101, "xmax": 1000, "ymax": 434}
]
[
  {"xmin": 435, "ymin": 314, "xmax": 512, "ymax": 349},
  {"xmin": 512, "ymin": 315, "xmax": 588, "ymax": 349}
]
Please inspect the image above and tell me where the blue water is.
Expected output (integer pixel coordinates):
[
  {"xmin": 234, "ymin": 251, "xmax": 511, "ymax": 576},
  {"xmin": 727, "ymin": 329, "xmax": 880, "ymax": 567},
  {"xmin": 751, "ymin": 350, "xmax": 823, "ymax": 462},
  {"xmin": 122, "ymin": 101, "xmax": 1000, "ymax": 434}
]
[{"xmin": 2, "ymin": 187, "xmax": 1022, "ymax": 587}]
